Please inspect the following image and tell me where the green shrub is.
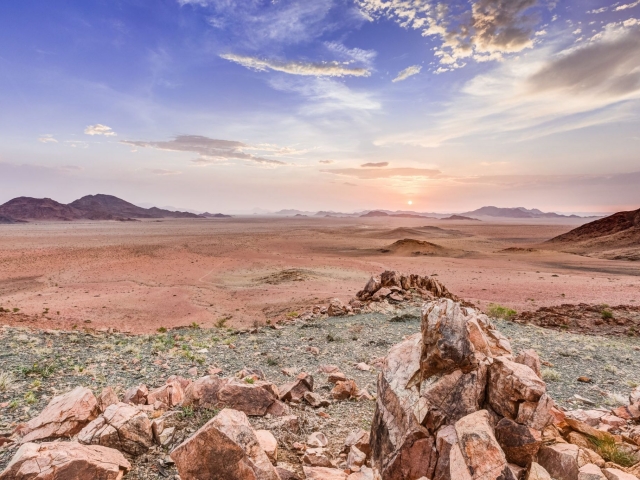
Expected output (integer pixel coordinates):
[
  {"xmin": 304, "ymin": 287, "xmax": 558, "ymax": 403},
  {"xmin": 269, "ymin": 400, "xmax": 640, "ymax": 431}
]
[
  {"xmin": 486, "ymin": 304, "xmax": 517, "ymax": 319},
  {"xmin": 589, "ymin": 437, "xmax": 637, "ymax": 467}
]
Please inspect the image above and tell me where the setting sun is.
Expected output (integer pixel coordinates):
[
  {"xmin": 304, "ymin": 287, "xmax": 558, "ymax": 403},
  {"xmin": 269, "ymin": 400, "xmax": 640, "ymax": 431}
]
[{"xmin": 408, "ymin": 200, "xmax": 413, "ymax": 205}]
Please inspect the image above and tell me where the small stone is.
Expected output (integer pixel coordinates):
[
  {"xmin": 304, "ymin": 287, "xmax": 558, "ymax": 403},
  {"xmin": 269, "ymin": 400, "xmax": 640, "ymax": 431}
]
[{"xmin": 307, "ymin": 432, "xmax": 328, "ymax": 448}]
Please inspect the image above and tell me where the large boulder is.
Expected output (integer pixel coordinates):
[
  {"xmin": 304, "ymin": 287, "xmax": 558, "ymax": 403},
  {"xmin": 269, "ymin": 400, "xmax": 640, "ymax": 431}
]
[
  {"xmin": 454, "ymin": 410, "xmax": 516, "ymax": 480},
  {"xmin": 494, "ymin": 418, "xmax": 542, "ymax": 467},
  {"xmin": 537, "ymin": 443, "xmax": 590, "ymax": 480},
  {"xmin": 0, "ymin": 442, "xmax": 131, "ymax": 480},
  {"xmin": 170, "ymin": 408, "xmax": 279, "ymax": 480},
  {"xmin": 303, "ymin": 467, "xmax": 348, "ymax": 480},
  {"xmin": 78, "ymin": 402, "xmax": 153, "ymax": 456},
  {"xmin": 487, "ymin": 357, "xmax": 546, "ymax": 419},
  {"xmin": 147, "ymin": 380, "xmax": 185, "ymax": 408},
  {"xmin": 17, "ymin": 387, "xmax": 98, "ymax": 443},
  {"xmin": 122, "ymin": 384, "xmax": 148, "ymax": 405}
]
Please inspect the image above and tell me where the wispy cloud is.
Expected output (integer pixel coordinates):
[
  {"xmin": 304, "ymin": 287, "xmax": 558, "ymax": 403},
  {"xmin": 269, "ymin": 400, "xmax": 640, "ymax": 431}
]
[
  {"xmin": 319, "ymin": 160, "xmax": 335, "ymax": 164},
  {"xmin": 322, "ymin": 167, "xmax": 440, "ymax": 179},
  {"xmin": 392, "ymin": 65, "xmax": 422, "ymax": 82},
  {"xmin": 84, "ymin": 124, "xmax": 117, "ymax": 136},
  {"xmin": 361, "ymin": 161, "xmax": 389, "ymax": 167},
  {"xmin": 121, "ymin": 135, "xmax": 287, "ymax": 166},
  {"xmin": 221, "ymin": 54, "xmax": 371, "ymax": 77},
  {"xmin": 38, "ymin": 135, "xmax": 58, "ymax": 144},
  {"xmin": 615, "ymin": 1, "xmax": 640, "ymax": 11},
  {"xmin": 146, "ymin": 168, "xmax": 182, "ymax": 176}
]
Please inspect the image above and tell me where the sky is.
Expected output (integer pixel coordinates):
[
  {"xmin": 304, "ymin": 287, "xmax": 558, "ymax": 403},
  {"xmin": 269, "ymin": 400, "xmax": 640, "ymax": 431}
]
[{"xmin": 1, "ymin": 0, "xmax": 639, "ymax": 214}]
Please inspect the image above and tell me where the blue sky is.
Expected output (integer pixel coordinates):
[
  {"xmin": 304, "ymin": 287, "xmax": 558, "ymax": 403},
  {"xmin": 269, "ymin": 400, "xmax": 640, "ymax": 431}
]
[{"xmin": 1, "ymin": 0, "xmax": 639, "ymax": 213}]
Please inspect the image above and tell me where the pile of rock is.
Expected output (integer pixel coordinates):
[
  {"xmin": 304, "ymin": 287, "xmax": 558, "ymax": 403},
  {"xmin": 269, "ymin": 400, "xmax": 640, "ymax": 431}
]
[{"xmin": 369, "ymin": 298, "xmax": 640, "ymax": 480}]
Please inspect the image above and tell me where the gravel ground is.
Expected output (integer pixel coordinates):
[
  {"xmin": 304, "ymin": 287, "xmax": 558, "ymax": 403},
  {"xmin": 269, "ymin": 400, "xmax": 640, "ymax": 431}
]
[{"xmin": 1, "ymin": 306, "xmax": 639, "ymax": 477}]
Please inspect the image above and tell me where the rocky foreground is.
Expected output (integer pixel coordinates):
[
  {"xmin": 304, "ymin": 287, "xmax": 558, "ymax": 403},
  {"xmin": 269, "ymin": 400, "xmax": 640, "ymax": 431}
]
[{"xmin": 0, "ymin": 274, "xmax": 639, "ymax": 479}]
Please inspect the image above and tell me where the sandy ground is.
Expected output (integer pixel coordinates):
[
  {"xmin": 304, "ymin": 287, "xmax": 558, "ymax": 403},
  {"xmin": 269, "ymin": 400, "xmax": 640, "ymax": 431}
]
[{"xmin": 0, "ymin": 216, "xmax": 639, "ymax": 333}]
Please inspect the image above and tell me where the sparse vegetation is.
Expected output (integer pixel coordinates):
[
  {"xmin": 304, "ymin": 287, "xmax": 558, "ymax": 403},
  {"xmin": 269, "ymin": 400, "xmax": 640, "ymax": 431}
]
[
  {"xmin": 589, "ymin": 436, "xmax": 638, "ymax": 467},
  {"xmin": 486, "ymin": 304, "xmax": 517, "ymax": 319},
  {"xmin": 20, "ymin": 362, "xmax": 57, "ymax": 379},
  {"xmin": 0, "ymin": 371, "xmax": 16, "ymax": 392},
  {"xmin": 601, "ymin": 309, "xmax": 613, "ymax": 320},
  {"xmin": 541, "ymin": 368, "xmax": 561, "ymax": 382}
]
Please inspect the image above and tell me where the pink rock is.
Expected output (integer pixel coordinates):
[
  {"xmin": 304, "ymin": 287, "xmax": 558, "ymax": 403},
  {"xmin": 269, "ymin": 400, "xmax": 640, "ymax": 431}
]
[
  {"xmin": 537, "ymin": 443, "xmax": 590, "ymax": 480},
  {"xmin": 318, "ymin": 365, "xmax": 341, "ymax": 374},
  {"xmin": 602, "ymin": 468, "xmax": 638, "ymax": 480},
  {"xmin": 527, "ymin": 462, "xmax": 553, "ymax": 479},
  {"xmin": 97, "ymin": 387, "xmax": 119, "ymax": 413},
  {"xmin": 579, "ymin": 463, "xmax": 606, "ymax": 480},
  {"xmin": 78, "ymin": 402, "xmax": 153, "ymax": 456},
  {"xmin": 187, "ymin": 367, "xmax": 198, "ymax": 377},
  {"xmin": 331, "ymin": 380, "xmax": 358, "ymax": 400},
  {"xmin": 346, "ymin": 446, "xmax": 366, "ymax": 470},
  {"xmin": 487, "ymin": 357, "xmax": 546, "ymax": 419},
  {"xmin": 307, "ymin": 432, "xmax": 329, "ymax": 448},
  {"xmin": 494, "ymin": 417, "xmax": 542, "ymax": 467},
  {"xmin": 515, "ymin": 349, "xmax": 542, "ymax": 378},
  {"xmin": 343, "ymin": 429, "xmax": 370, "ymax": 456},
  {"xmin": 122, "ymin": 384, "xmax": 148, "ymax": 405},
  {"xmin": 170, "ymin": 408, "xmax": 279, "ymax": 480},
  {"xmin": 147, "ymin": 381, "xmax": 184, "ymax": 408},
  {"xmin": 371, "ymin": 288, "xmax": 391, "ymax": 301},
  {"xmin": 302, "ymin": 467, "xmax": 347, "ymax": 480},
  {"xmin": 515, "ymin": 394, "xmax": 556, "ymax": 430},
  {"xmin": 328, "ymin": 372, "xmax": 347, "ymax": 384},
  {"xmin": 433, "ymin": 425, "xmax": 458, "ymax": 480},
  {"xmin": 280, "ymin": 373, "xmax": 314, "ymax": 403},
  {"xmin": 255, "ymin": 430, "xmax": 278, "ymax": 464},
  {"xmin": 302, "ymin": 448, "xmax": 333, "ymax": 468},
  {"xmin": 18, "ymin": 387, "xmax": 99, "ymax": 443},
  {"xmin": 0, "ymin": 441, "xmax": 131, "ymax": 480}
]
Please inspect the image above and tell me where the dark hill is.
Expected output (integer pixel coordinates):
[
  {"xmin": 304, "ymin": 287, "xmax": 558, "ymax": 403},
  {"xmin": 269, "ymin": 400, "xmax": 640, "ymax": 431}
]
[
  {"xmin": 548, "ymin": 208, "xmax": 640, "ymax": 243},
  {"xmin": 441, "ymin": 215, "xmax": 479, "ymax": 221},
  {"xmin": 69, "ymin": 194, "xmax": 202, "ymax": 219},
  {"xmin": 462, "ymin": 206, "xmax": 579, "ymax": 219},
  {"xmin": 0, "ymin": 197, "xmax": 110, "ymax": 221}
]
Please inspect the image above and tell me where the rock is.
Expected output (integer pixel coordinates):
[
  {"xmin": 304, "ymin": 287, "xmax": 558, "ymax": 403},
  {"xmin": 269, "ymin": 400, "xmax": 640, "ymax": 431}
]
[
  {"xmin": 630, "ymin": 387, "xmax": 640, "ymax": 405},
  {"xmin": 303, "ymin": 467, "xmax": 347, "ymax": 480},
  {"xmin": 280, "ymin": 373, "xmax": 314, "ymax": 403},
  {"xmin": 170, "ymin": 408, "xmax": 279, "ymax": 480},
  {"xmin": 331, "ymin": 380, "xmax": 358, "ymax": 400},
  {"xmin": 302, "ymin": 448, "xmax": 333, "ymax": 468},
  {"xmin": 97, "ymin": 387, "xmax": 119, "ymax": 413},
  {"xmin": 388, "ymin": 293, "xmax": 404, "ymax": 303},
  {"xmin": 380, "ymin": 271, "xmax": 400, "ymax": 288},
  {"xmin": 579, "ymin": 464, "xmax": 607, "ymax": 480},
  {"xmin": 187, "ymin": 367, "xmax": 198, "ymax": 377},
  {"xmin": 328, "ymin": 372, "xmax": 347, "ymax": 384},
  {"xmin": 515, "ymin": 394, "xmax": 555, "ymax": 430},
  {"xmin": 363, "ymin": 277, "xmax": 381, "ymax": 295},
  {"xmin": 0, "ymin": 442, "xmax": 131, "ymax": 480},
  {"xmin": 166, "ymin": 375, "xmax": 193, "ymax": 390},
  {"xmin": 346, "ymin": 446, "xmax": 366, "ymax": 470},
  {"xmin": 147, "ymin": 381, "xmax": 185, "ymax": 408},
  {"xmin": 255, "ymin": 430, "xmax": 278, "ymax": 464},
  {"xmin": 567, "ymin": 410, "xmax": 607, "ymax": 427},
  {"xmin": 415, "ymin": 366, "xmax": 487, "ymax": 433},
  {"xmin": 537, "ymin": 443, "xmax": 590, "ymax": 480},
  {"xmin": 347, "ymin": 466, "xmax": 375, "ymax": 480},
  {"xmin": 328, "ymin": 298, "xmax": 346, "ymax": 317},
  {"xmin": 307, "ymin": 432, "xmax": 329, "ymax": 448},
  {"xmin": 372, "ymin": 288, "xmax": 392, "ymax": 302},
  {"xmin": 455, "ymin": 410, "xmax": 515, "ymax": 480},
  {"xmin": 564, "ymin": 418, "xmax": 616, "ymax": 443},
  {"xmin": 567, "ymin": 431, "xmax": 594, "ymax": 450},
  {"xmin": 318, "ymin": 365, "xmax": 341, "ymax": 374},
  {"xmin": 494, "ymin": 417, "xmax": 542, "ymax": 467},
  {"xmin": 599, "ymin": 414, "xmax": 626, "ymax": 428},
  {"xmin": 433, "ymin": 425, "xmax": 457, "ymax": 480},
  {"xmin": 526, "ymin": 462, "xmax": 553, "ymax": 480},
  {"xmin": 370, "ymin": 333, "xmax": 437, "ymax": 480},
  {"xmin": 304, "ymin": 392, "xmax": 330, "ymax": 408},
  {"xmin": 420, "ymin": 299, "xmax": 510, "ymax": 381},
  {"xmin": 182, "ymin": 375, "xmax": 226, "ymax": 409},
  {"xmin": 78, "ymin": 402, "xmax": 153, "ymax": 456},
  {"xmin": 448, "ymin": 443, "xmax": 473, "ymax": 480},
  {"xmin": 611, "ymin": 404, "xmax": 640, "ymax": 422},
  {"xmin": 509, "ymin": 463, "xmax": 526, "ymax": 479},
  {"xmin": 355, "ymin": 363, "xmax": 371, "ymax": 371},
  {"xmin": 122, "ymin": 384, "xmax": 148, "ymax": 405},
  {"xmin": 270, "ymin": 415, "xmax": 300, "ymax": 434},
  {"xmin": 18, "ymin": 387, "xmax": 99, "ymax": 443},
  {"xmin": 276, "ymin": 467, "xmax": 301, "ymax": 480},
  {"xmin": 158, "ymin": 426, "xmax": 175, "ymax": 447},
  {"xmin": 343, "ymin": 429, "xmax": 370, "ymax": 456},
  {"xmin": 487, "ymin": 357, "xmax": 546, "ymax": 419},
  {"xmin": 515, "ymin": 349, "xmax": 542, "ymax": 378},
  {"xmin": 602, "ymin": 468, "xmax": 638, "ymax": 480}
]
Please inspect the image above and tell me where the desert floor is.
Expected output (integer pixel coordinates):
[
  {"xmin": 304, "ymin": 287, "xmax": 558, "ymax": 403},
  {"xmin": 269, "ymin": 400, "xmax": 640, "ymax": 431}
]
[{"xmin": 1, "ymin": 216, "xmax": 639, "ymax": 333}]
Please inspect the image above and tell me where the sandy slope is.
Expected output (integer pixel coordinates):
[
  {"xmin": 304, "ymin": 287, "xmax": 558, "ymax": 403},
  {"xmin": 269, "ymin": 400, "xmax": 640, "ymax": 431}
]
[{"xmin": 0, "ymin": 216, "xmax": 639, "ymax": 332}]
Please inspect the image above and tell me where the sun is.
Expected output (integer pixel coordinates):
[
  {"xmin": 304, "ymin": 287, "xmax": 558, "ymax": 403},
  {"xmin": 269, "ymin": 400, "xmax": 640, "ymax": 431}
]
[{"xmin": 407, "ymin": 200, "xmax": 413, "ymax": 205}]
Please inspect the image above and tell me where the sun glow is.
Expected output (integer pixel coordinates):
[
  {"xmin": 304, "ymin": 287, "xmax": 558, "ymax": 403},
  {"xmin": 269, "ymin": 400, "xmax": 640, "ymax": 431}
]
[{"xmin": 408, "ymin": 200, "xmax": 413, "ymax": 205}]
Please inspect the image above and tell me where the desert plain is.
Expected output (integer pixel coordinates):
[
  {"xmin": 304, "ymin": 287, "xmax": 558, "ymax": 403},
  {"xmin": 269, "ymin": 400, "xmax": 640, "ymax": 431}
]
[{"xmin": 1, "ymin": 216, "xmax": 639, "ymax": 333}]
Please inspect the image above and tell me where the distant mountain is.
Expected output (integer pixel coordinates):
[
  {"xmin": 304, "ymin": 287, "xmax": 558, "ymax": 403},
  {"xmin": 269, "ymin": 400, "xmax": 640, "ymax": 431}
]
[
  {"xmin": 461, "ymin": 206, "xmax": 581, "ymax": 219},
  {"xmin": 360, "ymin": 210, "xmax": 390, "ymax": 217},
  {"xmin": 201, "ymin": 212, "xmax": 232, "ymax": 218},
  {"xmin": 441, "ymin": 215, "xmax": 480, "ymax": 221},
  {"xmin": 545, "ymin": 207, "xmax": 640, "ymax": 260},
  {"xmin": 360, "ymin": 210, "xmax": 432, "ymax": 218},
  {"xmin": 0, "ymin": 194, "xmax": 217, "ymax": 222},
  {"xmin": 69, "ymin": 194, "xmax": 201, "ymax": 219}
]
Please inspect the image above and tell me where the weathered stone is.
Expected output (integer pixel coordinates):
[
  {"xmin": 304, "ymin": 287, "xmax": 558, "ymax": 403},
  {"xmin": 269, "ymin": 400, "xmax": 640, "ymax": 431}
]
[
  {"xmin": 276, "ymin": 467, "xmax": 301, "ymax": 480},
  {"xmin": 328, "ymin": 298, "xmax": 346, "ymax": 317},
  {"xmin": 515, "ymin": 349, "xmax": 542, "ymax": 378},
  {"xmin": 328, "ymin": 372, "xmax": 347, "ymax": 384},
  {"xmin": 0, "ymin": 442, "xmax": 131, "ymax": 480},
  {"xmin": 578, "ymin": 464, "xmax": 607, "ymax": 480},
  {"xmin": 515, "ymin": 394, "xmax": 555, "ymax": 430},
  {"xmin": 170, "ymin": 408, "xmax": 279, "ymax": 480},
  {"xmin": 494, "ymin": 418, "xmax": 542, "ymax": 467},
  {"xmin": 526, "ymin": 462, "xmax": 553, "ymax": 480},
  {"xmin": 380, "ymin": 271, "xmax": 400, "ymax": 288},
  {"xmin": 343, "ymin": 429, "xmax": 370, "ymax": 456},
  {"xmin": 433, "ymin": 425, "xmax": 457, "ymax": 480},
  {"xmin": 280, "ymin": 373, "xmax": 314, "ymax": 403},
  {"xmin": 508, "ymin": 463, "xmax": 526, "ymax": 480},
  {"xmin": 255, "ymin": 430, "xmax": 278, "ymax": 464},
  {"xmin": 219, "ymin": 379, "xmax": 280, "ymax": 416},
  {"xmin": 158, "ymin": 426, "xmax": 175, "ymax": 447},
  {"xmin": 630, "ymin": 386, "xmax": 640, "ymax": 405},
  {"xmin": 303, "ymin": 467, "xmax": 347, "ymax": 480},
  {"xmin": 420, "ymin": 299, "xmax": 510, "ymax": 381},
  {"xmin": 449, "ymin": 443, "xmax": 473, "ymax": 480},
  {"xmin": 564, "ymin": 418, "xmax": 616, "ymax": 443},
  {"xmin": 97, "ymin": 387, "xmax": 119, "ymax": 413},
  {"xmin": 346, "ymin": 446, "xmax": 366, "ymax": 470},
  {"xmin": 611, "ymin": 404, "xmax": 640, "ymax": 422},
  {"xmin": 370, "ymin": 333, "xmax": 437, "ymax": 480},
  {"xmin": 347, "ymin": 466, "xmax": 375, "ymax": 480},
  {"xmin": 147, "ymin": 381, "xmax": 184, "ymax": 408},
  {"xmin": 270, "ymin": 415, "xmax": 300, "ymax": 434},
  {"xmin": 567, "ymin": 410, "xmax": 607, "ymax": 427},
  {"xmin": 307, "ymin": 432, "xmax": 329, "ymax": 448},
  {"xmin": 567, "ymin": 431, "xmax": 594, "ymax": 450},
  {"xmin": 415, "ymin": 366, "xmax": 487, "ymax": 433},
  {"xmin": 455, "ymin": 410, "xmax": 516, "ymax": 480},
  {"xmin": 78, "ymin": 402, "xmax": 153, "ymax": 456},
  {"xmin": 18, "ymin": 387, "xmax": 99, "ymax": 443},
  {"xmin": 182, "ymin": 375, "xmax": 226, "ymax": 409},
  {"xmin": 372, "ymin": 288, "xmax": 392, "ymax": 301},
  {"xmin": 304, "ymin": 392, "xmax": 330, "ymax": 408},
  {"xmin": 302, "ymin": 448, "xmax": 333, "ymax": 468},
  {"xmin": 122, "ymin": 384, "xmax": 148, "ymax": 405},
  {"xmin": 602, "ymin": 468, "xmax": 638, "ymax": 480},
  {"xmin": 166, "ymin": 375, "xmax": 193, "ymax": 390},
  {"xmin": 487, "ymin": 357, "xmax": 546, "ymax": 419},
  {"xmin": 331, "ymin": 380, "xmax": 358, "ymax": 400},
  {"xmin": 537, "ymin": 443, "xmax": 590, "ymax": 480}
]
